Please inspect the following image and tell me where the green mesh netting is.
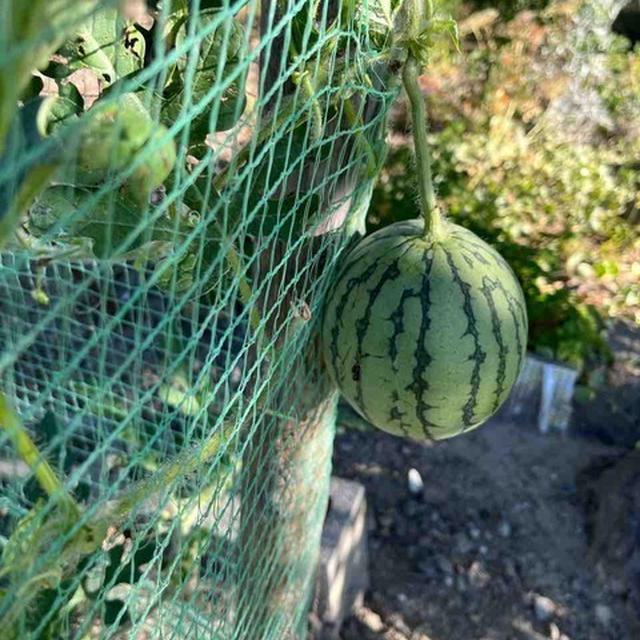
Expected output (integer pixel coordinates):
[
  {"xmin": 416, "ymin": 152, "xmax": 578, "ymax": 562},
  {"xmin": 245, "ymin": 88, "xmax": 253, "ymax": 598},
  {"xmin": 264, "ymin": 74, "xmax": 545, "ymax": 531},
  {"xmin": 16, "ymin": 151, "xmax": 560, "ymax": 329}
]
[{"xmin": 0, "ymin": 0, "xmax": 397, "ymax": 637}]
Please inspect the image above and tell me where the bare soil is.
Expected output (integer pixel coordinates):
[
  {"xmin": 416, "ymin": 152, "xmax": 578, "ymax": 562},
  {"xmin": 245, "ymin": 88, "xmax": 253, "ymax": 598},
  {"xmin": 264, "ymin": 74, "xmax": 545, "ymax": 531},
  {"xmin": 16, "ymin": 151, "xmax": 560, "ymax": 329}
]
[{"xmin": 333, "ymin": 320, "xmax": 640, "ymax": 640}]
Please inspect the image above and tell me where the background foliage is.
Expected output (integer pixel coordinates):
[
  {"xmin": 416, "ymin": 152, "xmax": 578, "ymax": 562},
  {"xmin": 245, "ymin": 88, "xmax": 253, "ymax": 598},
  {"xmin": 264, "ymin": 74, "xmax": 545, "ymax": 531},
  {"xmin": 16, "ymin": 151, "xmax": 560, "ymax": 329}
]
[{"xmin": 369, "ymin": 0, "xmax": 639, "ymax": 377}]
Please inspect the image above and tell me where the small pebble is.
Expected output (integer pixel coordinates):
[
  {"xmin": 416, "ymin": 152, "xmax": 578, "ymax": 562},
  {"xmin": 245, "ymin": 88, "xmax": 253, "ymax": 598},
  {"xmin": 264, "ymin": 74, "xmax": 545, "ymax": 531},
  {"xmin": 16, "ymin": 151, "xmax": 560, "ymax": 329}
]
[
  {"xmin": 468, "ymin": 560, "xmax": 491, "ymax": 588},
  {"xmin": 504, "ymin": 559, "xmax": 520, "ymax": 582},
  {"xmin": 498, "ymin": 520, "xmax": 512, "ymax": 537},
  {"xmin": 408, "ymin": 468, "xmax": 424, "ymax": 495},
  {"xmin": 444, "ymin": 575, "xmax": 454, "ymax": 587},
  {"xmin": 479, "ymin": 544, "xmax": 488, "ymax": 555},
  {"xmin": 360, "ymin": 608, "xmax": 384, "ymax": 633},
  {"xmin": 595, "ymin": 604, "xmax": 613, "ymax": 627},
  {"xmin": 436, "ymin": 555, "xmax": 454, "ymax": 575},
  {"xmin": 534, "ymin": 594, "xmax": 556, "ymax": 622},
  {"xmin": 549, "ymin": 622, "xmax": 561, "ymax": 640},
  {"xmin": 469, "ymin": 525, "xmax": 481, "ymax": 539}
]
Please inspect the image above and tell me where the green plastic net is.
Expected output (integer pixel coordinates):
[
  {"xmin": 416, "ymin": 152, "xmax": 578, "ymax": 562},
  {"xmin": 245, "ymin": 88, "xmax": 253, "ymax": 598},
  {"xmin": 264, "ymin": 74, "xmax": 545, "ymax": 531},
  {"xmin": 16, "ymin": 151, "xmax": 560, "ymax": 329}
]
[{"xmin": 0, "ymin": 0, "xmax": 397, "ymax": 637}]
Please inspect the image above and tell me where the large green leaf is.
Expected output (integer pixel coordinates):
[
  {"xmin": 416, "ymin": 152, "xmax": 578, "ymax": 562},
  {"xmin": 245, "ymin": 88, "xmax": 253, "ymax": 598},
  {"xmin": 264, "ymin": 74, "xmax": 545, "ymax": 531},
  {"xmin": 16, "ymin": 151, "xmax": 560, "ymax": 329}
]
[
  {"xmin": 27, "ymin": 183, "xmax": 223, "ymax": 273},
  {"xmin": 0, "ymin": 1, "xmax": 99, "ymax": 150},
  {"xmin": 57, "ymin": 7, "xmax": 146, "ymax": 85},
  {"xmin": 355, "ymin": 0, "xmax": 395, "ymax": 50},
  {"xmin": 162, "ymin": 11, "xmax": 247, "ymax": 137},
  {"xmin": 28, "ymin": 186, "xmax": 166, "ymax": 258}
]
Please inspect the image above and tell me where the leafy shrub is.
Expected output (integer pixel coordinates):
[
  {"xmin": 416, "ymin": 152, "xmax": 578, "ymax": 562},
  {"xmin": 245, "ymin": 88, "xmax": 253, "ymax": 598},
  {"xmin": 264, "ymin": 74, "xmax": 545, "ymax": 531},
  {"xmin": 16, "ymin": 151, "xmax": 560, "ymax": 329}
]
[
  {"xmin": 470, "ymin": 0, "xmax": 551, "ymax": 21},
  {"xmin": 368, "ymin": 4, "xmax": 639, "ymax": 375},
  {"xmin": 368, "ymin": 126, "xmax": 630, "ymax": 372}
]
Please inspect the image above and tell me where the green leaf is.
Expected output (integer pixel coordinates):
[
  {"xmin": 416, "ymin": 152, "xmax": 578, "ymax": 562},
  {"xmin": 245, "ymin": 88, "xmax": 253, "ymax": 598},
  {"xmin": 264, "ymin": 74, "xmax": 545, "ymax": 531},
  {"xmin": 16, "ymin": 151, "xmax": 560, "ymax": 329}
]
[
  {"xmin": 162, "ymin": 12, "xmax": 247, "ymax": 136},
  {"xmin": 0, "ymin": 1, "xmax": 100, "ymax": 150},
  {"xmin": 361, "ymin": 0, "xmax": 394, "ymax": 49},
  {"xmin": 46, "ymin": 83, "xmax": 85, "ymax": 133},
  {"xmin": 431, "ymin": 17, "xmax": 460, "ymax": 53},
  {"xmin": 26, "ymin": 183, "xmax": 220, "ymax": 266},
  {"xmin": 58, "ymin": 8, "xmax": 146, "ymax": 85},
  {"xmin": 27, "ymin": 186, "xmax": 163, "ymax": 258}
]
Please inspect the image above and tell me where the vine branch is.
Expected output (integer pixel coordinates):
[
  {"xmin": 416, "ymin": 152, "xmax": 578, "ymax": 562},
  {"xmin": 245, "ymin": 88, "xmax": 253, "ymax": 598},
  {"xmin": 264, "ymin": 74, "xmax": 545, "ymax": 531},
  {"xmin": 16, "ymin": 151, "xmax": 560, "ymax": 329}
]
[{"xmin": 402, "ymin": 54, "xmax": 441, "ymax": 237}]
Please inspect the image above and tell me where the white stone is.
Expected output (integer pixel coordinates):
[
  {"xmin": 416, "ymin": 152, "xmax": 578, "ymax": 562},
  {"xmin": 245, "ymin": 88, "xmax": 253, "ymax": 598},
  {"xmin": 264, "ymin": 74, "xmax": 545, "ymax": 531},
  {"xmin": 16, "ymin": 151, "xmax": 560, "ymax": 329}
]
[
  {"xmin": 408, "ymin": 468, "xmax": 424, "ymax": 495},
  {"xmin": 533, "ymin": 594, "xmax": 556, "ymax": 622},
  {"xmin": 359, "ymin": 607, "xmax": 384, "ymax": 633}
]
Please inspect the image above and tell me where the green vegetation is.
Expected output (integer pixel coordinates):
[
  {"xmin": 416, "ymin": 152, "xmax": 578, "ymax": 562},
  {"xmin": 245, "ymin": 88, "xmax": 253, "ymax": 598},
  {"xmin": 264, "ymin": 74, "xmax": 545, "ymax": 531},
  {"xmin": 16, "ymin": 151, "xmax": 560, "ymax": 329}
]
[
  {"xmin": 1, "ymin": 1, "xmax": 638, "ymax": 635},
  {"xmin": 0, "ymin": 0, "xmax": 397, "ymax": 636},
  {"xmin": 369, "ymin": 2, "xmax": 640, "ymax": 376}
]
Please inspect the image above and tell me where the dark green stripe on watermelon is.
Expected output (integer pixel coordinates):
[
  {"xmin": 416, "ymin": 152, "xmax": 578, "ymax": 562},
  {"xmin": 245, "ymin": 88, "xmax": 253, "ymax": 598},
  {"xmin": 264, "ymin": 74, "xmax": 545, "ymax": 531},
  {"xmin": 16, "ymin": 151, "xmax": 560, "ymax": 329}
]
[
  {"xmin": 388, "ymin": 288, "xmax": 420, "ymax": 374},
  {"xmin": 328, "ymin": 257, "xmax": 380, "ymax": 381},
  {"xmin": 404, "ymin": 247, "xmax": 437, "ymax": 439},
  {"xmin": 479, "ymin": 276, "xmax": 509, "ymax": 413},
  {"xmin": 495, "ymin": 278, "xmax": 526, "ymax": 378},
  {"xmin": 353, "ymin": 255, "xmax": 404, "ymax": 419},
  {"xmin": 443, "ymin": 247, "xmax": 487, "ymax": 429}
]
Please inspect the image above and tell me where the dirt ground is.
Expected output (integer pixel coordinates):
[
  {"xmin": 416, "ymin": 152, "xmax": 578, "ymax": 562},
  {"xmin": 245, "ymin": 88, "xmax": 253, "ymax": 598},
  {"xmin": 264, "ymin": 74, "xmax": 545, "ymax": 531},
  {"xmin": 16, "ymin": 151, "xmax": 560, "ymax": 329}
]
[{"xmin": 332, "ymin": 319, "xmax": 640, "ymax": 640}]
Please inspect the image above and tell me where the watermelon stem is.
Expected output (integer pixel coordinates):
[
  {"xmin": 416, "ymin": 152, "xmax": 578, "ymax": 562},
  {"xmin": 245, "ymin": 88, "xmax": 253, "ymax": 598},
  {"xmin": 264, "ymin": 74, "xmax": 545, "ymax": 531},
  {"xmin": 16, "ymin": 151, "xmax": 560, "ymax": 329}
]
[{"xmin": 402, "ymin": 54, "xmax": 442, "ymax": 238}]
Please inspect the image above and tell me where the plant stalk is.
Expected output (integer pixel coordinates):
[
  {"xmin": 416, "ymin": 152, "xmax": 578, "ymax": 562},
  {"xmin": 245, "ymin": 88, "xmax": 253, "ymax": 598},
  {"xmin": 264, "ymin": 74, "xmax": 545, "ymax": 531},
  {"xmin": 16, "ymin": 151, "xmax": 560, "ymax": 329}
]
[
  {"xmin": 0, "ymin": 391, "xmax": 79, "ymax": 518},
  {"xmin": 402, "ymin": 54, "xmax": 441, "ymax": 238}
]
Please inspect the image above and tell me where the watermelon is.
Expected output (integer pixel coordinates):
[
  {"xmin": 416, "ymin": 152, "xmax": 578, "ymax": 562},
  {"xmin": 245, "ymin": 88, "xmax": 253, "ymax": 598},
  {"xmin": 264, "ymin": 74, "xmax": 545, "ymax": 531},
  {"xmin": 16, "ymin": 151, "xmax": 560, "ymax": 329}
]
[{"xmin": 321, "ymin": 218, "xmax": 528, "ymax": 440}]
